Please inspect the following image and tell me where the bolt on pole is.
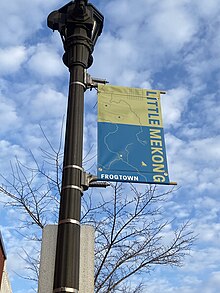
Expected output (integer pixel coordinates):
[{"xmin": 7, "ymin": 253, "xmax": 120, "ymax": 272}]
[{"xmin": 47, "ymin": 1, "xmax": 104, "ymax": 292}]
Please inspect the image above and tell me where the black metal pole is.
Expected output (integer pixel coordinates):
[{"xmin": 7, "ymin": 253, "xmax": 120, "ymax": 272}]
[
  {"xmin": 53, "ymin": 67, "xmax": 86, "ymax": 292},
  {"xmin": 47, "ymin": 1, "xmax": 103, "ymax": 291},
  {"xmin": 53, "ymin": 9, "xmax": 92, "ymax": 293}
]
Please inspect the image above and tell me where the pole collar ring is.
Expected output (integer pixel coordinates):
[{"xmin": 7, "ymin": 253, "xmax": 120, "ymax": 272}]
[
  {"xmin": 59, "ymin": 219, "xmax": 80, "ymax": 226},
  {"xmin": 53, "ymin": 287, "xmax": 79, "ymax": 293},
  {"xmin": 70, "ymin": 81, "xmax": 86, "ymax": 89},
  {"xmin": 62, "ymin": 185, "xmax": 83, "ymax": 193},
  {"xmin": 63, "ymin": 165, "xmax": 84, "ymax": 172}
]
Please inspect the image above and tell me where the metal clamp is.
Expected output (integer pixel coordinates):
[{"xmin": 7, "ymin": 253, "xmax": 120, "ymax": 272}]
[
  {"xmin": 85, "ymin": 71, "xmax": 109, "ymax": 89},
  {"xmin": 53, "ymin": 287, "xmax": 79, "ymax": 293},
  {"xmin": 62, "ymin": 185, "xmax": 83, "ymax": 193},
  {"xmin": 70, "ymin": 81, "xmax": 86, "ymax": 90},
  {"xmin": 59, "ymin": 219, "xmax": 80, "ymax": 226},
  {"xmin": 63, "ymin": 165, "xmax": 84, "ymax": 172},
  {"xmin": 81, "ymin": 171, "xmax": 111, "ymax": 191},
  {"xmin": 62, "ymin": 169, "xmax": 110, "ymax": 193},
  {"xmin": 81, "ymin": 172, "xmax": 96, "ymax": 191}
]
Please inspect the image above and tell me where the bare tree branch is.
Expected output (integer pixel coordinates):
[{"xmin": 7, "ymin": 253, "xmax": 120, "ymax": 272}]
[{"xmin": 0, "ymin": 128, "xmax": 195, "ymax": 292}]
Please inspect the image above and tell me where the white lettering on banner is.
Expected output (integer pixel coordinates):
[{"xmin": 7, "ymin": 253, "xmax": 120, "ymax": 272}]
[
  {"xmin": 149, "ymin": 128, "xmax": 166, "ymax": 182},
  {"xmin": 146, "ymin": 95, "xmax": 161, "ymax": 127},
  {"xmin": 100, "ymin": 174, "xmax": 139, "ymax": 182}
]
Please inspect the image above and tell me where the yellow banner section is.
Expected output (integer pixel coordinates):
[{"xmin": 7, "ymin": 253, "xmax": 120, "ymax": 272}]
[{"xmin": 98, "ymin": 84, "xmax": 163, "ymax": 127}]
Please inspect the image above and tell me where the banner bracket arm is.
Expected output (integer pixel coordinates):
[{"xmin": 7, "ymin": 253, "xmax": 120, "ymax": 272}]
[
  {"xmin": 85, "ymin": 70, "xmax": 109, "ymax": 90},
  {"xmin": 81, "ymin": 171, "xmax": 110, "ymax": 191}
]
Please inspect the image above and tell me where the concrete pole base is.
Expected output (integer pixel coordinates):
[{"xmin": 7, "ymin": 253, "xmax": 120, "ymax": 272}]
[{"xmin": 38, "ymin": 225, "xmax": 95, "ymax": 293}]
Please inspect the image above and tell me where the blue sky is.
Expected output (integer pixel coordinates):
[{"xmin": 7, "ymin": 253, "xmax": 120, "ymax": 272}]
[{"xmin": 0, "ymin": 0, "xmax": 220, "ymax": 292}]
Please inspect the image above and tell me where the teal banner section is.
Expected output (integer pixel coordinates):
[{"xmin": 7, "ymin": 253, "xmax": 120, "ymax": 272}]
[{"xmin": 97, "ymin": 122, "xmax": 170, "ymax": 184}]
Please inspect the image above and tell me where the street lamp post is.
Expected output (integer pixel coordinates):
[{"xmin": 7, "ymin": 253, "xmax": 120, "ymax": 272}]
[{"xmin": 47, "ymin": 1, "xmax": 104, "ymax": 292}]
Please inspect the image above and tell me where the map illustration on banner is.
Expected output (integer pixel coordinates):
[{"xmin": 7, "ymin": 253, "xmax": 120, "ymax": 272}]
[{"xmin": 97, "ymin": 84, "xmax": 176, "ymax": 185}]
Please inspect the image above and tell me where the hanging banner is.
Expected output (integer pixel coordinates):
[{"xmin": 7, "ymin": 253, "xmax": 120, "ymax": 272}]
[{"xmin": 97, "ymin": 84, "xmax": 176, "ymax": 185}]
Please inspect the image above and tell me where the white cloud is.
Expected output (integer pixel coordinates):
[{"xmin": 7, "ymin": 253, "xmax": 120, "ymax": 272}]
[
  {"xmin": 0, "ymin": 94, "xmax": 21, "ymax": 133},
  {"xmin": 183, "ymin": 248, "xmax": 220, "ymax": 274},
  {"xmin": 196, "ymin": 223, "xmax": 220, "ymax": 243},
  {"xmin": 148, "ymin": 1, "xmax": 198, "ymax": 51},
  {"xmin": 199, "ymin": 93, "xmax": 220, "ymax": 131},
  {"xmin": 165, "ymin": 133, "xmax": 220, "ymax": 191},
  {"xmin": 0, "ymin": 140, "xmax": 30, "ymax": 184},
  {"xmin": 103, "ymin": 0, "xmax": 150, "ymax": 29},
  {"xmin": 28, "ymin": 86, "xmax": 66, "ymax": 120},
  {"xmin": 194, "ymin": 0, "xmax": 220, "ymax": 19},
  {"xmin": 0, "ymin": 46, "xmax": 27, "ymax": 75},
  {"xmin": 162, "ymin": 87, "xmax": 190, "ymax": 128},
  {"xmin": 0, "ymin": 0, "xmax": 59, "ymax": 46},
  {"xmin": 204, "ymin": 272, "xmax": 220, "ymax": 292},
  {"xmin": 27, "ymin": 44, "xmax": 66, "ymax": 78},
  {"xmin": 93, "ymin": 33, "xmax": 137, "ymax": 83}
]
